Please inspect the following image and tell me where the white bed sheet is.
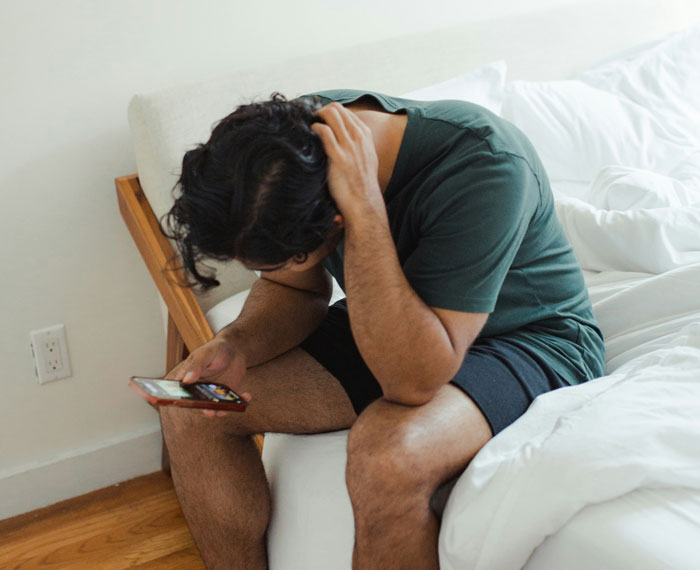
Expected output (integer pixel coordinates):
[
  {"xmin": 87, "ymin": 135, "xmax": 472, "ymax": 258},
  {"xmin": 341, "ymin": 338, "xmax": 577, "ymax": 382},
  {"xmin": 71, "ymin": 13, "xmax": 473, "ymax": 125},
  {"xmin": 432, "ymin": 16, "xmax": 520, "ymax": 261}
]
[
  {"xmin": 584, "ymin": 265, "xmax": 700, "ymax": 373},
  {"xmin": 525, "ymin": 486, "xmax": 700, "ymax": 570},
  {"xmin": 438, "ymin": 279, "xmax": 700, "ymax": 569}
]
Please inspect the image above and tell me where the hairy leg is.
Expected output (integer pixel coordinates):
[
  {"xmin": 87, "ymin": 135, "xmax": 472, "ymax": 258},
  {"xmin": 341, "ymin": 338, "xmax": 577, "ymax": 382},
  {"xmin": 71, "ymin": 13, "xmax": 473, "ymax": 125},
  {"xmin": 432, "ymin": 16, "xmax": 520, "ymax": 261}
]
[
  {"xmin": 159, "ymin": 347, "xmax": 356, "ymax": 570},
  {"xmin": 345, "ymin": 384, "xmax": 492, "ymax": 570}
]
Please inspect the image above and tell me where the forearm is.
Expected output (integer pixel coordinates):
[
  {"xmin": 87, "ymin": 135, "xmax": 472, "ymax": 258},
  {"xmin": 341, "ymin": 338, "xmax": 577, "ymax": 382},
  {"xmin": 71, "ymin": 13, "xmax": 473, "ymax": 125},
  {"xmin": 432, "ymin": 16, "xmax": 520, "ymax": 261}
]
[
  {"xmin": 216, "ymin": 278, "xmax": 329, "ymax": 368},
  {"xmin": 344, "ymin": 204, "xmax": 460, "ymax": 404},
  {"xmin": 308, "ymin": 101, "xmax": 471, "ymax": 404}
]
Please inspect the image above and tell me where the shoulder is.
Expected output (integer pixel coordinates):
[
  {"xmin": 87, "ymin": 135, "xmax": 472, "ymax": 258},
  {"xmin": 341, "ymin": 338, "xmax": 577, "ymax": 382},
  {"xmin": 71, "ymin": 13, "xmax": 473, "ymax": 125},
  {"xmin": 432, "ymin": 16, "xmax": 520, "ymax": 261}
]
[
  {"xmin": 301, "ymin": 89, "xmax": 532, "ymax": 153},
  {"xmin": 420, "ymin": 148, "xmax": 543, "ymax": 224},
  {"xmin": 300, "ymin": 89, "xmax": 547, "ymax": 207}
]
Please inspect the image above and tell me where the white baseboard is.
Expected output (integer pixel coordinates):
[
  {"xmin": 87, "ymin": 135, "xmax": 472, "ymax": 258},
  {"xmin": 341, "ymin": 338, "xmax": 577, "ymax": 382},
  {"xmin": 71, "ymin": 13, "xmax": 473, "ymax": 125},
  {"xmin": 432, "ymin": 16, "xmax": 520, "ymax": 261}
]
[{"xmin": 0, "ymin": 427, "xmax": 163, "ymax": 520}]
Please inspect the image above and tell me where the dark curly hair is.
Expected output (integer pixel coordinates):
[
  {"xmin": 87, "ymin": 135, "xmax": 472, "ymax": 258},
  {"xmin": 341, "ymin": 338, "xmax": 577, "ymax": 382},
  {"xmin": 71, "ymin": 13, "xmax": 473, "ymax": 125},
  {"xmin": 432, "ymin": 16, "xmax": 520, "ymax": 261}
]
[{"xmin": 162, "ymin": 92, "xmax": 335, "ymax": 291}]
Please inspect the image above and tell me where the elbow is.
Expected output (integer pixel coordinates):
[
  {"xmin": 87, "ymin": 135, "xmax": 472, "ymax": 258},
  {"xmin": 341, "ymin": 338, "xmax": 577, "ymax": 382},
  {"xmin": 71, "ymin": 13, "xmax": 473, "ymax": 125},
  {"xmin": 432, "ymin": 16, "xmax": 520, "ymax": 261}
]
[
  {"xmin": 380, "ymin": 361, "xmax": 461, "ymax": 407},
  {"xmin": 382, "ymin": 383, "xmax": 440, "ymax": 407}
]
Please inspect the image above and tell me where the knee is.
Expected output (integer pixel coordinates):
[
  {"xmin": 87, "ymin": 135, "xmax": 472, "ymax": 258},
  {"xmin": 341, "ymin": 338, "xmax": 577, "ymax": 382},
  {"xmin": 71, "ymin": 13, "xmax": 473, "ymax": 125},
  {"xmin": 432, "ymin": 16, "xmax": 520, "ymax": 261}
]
[{"xmin": 345, "ymin": 400, "xmax": 429, "ymax": 503}]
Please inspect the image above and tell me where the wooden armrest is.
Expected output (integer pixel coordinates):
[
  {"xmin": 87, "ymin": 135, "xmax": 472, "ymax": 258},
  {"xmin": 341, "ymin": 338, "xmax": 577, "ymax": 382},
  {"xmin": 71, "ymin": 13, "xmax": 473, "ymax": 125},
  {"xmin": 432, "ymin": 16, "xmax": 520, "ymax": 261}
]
[{"xmin": 115, "ymin": 174, "xmax": 214, "ymax": 351}]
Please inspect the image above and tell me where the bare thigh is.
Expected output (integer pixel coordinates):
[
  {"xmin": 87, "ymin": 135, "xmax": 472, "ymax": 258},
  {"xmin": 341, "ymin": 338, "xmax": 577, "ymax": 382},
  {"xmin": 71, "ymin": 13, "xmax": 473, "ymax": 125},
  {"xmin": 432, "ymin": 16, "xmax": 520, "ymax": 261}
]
[{"xmin": 161, "ymin": 347, "xmax": 357, "ymax": 436}]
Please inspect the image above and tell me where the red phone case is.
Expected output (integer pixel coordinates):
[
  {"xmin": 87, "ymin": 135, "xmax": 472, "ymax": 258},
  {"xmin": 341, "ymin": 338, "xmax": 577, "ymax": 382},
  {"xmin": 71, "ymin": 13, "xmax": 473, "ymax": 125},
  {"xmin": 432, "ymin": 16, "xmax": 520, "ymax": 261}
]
[{"xmin": 129, "ymin": 378, "xmax": 247, "ymax": 411}]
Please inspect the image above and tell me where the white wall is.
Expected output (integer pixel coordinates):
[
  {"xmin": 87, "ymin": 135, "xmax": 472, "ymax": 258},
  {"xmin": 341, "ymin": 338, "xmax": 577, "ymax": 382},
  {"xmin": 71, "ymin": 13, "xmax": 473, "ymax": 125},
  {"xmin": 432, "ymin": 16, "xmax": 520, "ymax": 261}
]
[{"xmin": 0, "ymin": 0, "xmax": 616, "ymax": 519}]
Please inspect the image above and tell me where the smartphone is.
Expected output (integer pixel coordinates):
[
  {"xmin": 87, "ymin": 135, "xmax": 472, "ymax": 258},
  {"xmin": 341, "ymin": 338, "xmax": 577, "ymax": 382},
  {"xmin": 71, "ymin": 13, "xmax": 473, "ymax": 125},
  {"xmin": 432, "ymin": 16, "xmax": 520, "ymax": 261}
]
[{"xmin": 129, "ymin": 377, "xmax": 247, "ymax": 411}]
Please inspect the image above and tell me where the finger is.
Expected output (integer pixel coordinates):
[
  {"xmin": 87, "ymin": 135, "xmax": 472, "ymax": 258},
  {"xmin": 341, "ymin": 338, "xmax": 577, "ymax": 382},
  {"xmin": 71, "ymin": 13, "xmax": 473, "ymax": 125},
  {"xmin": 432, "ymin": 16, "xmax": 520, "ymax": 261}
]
[
  {"xmin": 164, "ymin": 360, "xmax": 187, "ymax": 381},
  {"xmin": 343, "ymin": 107, "xmax": 372, "ymax": 138},
  {"xmin": 202, "ymin": 346, "xmax": 231, "ymax": 373},
  {"xmin": 316, "ymin": 103, "xmax": 353, "ymax": 146},
  {"xmin": 172, "ymin": 369, "xmax": 188, "ymax": 382},
  {"xmin": 182, "ymin": 368, "xmax": 200, "ymax": 384},
  {"xmin": 310, "ymin": 122, "xmax": 341, "ymax": 157},
  {"xmin": 180, "ymin": 353, "xmax": 213, "ymax": 383},
  {"xmin": 241, "ymin": 391, "xmax": 252, "ymax": 402},
  {"xmin": 169, "ymin": 358, "xmax": 196, "ymax": 382},
  {"xmin": 334, "ymin": 104, "xmax": 371, "ymax": 140},
  {"xmin": 163, "ymin": 367, "xmax": 180, "ymax": 381},
  {"xmin": 202, "ymin": 409, "xmax": 234, "ymax": 418},
  {"xmin": 199, "ymin": 409, "xmax": 236, "ymax": 418}
]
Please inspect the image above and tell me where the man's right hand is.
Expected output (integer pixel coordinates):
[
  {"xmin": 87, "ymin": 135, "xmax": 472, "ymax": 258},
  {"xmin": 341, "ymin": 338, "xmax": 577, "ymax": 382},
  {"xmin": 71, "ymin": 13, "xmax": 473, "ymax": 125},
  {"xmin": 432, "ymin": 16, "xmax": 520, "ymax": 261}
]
[{"xmin": 164, "ymin": 336, "xmax": 249, "ymax": 396}]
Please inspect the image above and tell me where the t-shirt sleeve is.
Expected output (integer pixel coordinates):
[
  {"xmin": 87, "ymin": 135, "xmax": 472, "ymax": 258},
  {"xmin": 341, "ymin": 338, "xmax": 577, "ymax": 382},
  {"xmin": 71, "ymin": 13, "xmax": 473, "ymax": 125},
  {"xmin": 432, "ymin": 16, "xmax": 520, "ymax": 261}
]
[{"xmin": 402, "ymin": 151, "xmax": 540, "ymax": 313}]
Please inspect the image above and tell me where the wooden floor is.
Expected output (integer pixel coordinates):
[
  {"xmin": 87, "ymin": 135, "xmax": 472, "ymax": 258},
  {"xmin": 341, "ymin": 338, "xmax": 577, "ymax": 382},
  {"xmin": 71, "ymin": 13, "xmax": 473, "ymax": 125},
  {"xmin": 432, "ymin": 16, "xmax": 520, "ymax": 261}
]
[{"xmin": 0, "ymin": 472, "xmax": 205, "ymax": 569}]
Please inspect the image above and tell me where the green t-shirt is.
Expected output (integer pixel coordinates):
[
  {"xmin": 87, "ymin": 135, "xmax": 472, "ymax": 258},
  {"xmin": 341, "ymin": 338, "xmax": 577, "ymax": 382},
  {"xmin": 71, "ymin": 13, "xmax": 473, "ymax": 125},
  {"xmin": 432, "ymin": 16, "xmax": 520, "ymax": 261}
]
[{"xmin": 301, "ymin": 89, "xmax": 606, "ymax": 385}]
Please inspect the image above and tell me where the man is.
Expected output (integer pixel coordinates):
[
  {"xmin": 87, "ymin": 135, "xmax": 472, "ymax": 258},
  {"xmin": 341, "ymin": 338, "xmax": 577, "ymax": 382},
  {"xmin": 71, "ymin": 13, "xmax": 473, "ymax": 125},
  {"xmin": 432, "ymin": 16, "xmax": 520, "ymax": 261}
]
[{"xmin": 161, "ymin": 90, "xmax": 605, "ymax": 570}]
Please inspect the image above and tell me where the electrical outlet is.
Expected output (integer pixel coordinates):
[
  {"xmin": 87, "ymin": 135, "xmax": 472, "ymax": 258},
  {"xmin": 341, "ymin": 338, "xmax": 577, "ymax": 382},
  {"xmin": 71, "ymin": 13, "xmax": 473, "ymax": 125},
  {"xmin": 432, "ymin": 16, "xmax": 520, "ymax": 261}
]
[{"xmin": 30, "ymin": 324, "xmax": 72, "ymax": 384}]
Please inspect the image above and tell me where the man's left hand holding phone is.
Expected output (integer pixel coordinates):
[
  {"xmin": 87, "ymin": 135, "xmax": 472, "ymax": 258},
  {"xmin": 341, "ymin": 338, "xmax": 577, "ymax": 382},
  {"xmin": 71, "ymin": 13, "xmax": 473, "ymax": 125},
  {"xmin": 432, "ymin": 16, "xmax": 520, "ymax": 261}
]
[{"xmin": 130, "ymin": 336, "xmax": 251, "ymax": 418}]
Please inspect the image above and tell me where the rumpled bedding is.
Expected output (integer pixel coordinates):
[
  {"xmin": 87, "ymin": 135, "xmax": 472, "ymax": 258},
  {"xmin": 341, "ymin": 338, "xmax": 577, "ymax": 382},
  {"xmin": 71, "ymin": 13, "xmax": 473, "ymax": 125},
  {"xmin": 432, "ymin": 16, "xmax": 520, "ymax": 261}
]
[
  {"xmin": 554, "ymin": 168, "xmax": 700, "ymax": 274},
  {"xmin": 438, "ymin": 181, "xmax": 700, "ymax": 568},
  {"xmin": 439, "ymin": 323, "xmax": 700, "ymax": 570},
  {"xmin": 438, "ymin": 22, "xmax": 700, "ymax": 570}
]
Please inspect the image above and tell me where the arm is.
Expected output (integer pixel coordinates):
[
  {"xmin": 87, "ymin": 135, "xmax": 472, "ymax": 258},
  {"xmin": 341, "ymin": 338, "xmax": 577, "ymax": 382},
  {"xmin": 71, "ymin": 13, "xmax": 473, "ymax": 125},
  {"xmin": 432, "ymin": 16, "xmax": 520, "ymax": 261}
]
[
  {"xmin": 311, "ymin": 103, "xmax": 488, "ymax": 406},
  {"xmin": 218, "ymin": 264, "xmax": 333, "ymax": 368},
  {"xmin": 343, "ymin": 202, "xmax": 487, "ymax": 405},
  {"xmin": 167, "ymin": 262, "xmax": 332, "ymax": 385}
]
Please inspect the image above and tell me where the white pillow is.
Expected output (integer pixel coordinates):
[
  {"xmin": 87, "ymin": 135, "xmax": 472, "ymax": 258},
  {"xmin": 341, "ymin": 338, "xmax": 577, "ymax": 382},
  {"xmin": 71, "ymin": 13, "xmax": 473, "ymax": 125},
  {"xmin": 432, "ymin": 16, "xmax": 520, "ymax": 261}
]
[
  {"xmin": 501, "ymin": 23, "xmax": 700, "ymax": 185},
  {"xmin": 578, "ymin": 23, "xmax": 700, "ymax": 146},
  {"xmin": 501, "ymin": 79, "xmax": 688, "ymax": 182},
  {"xmin": 400, "ymin": 60, "xmax": 507, "ymax": 115}
]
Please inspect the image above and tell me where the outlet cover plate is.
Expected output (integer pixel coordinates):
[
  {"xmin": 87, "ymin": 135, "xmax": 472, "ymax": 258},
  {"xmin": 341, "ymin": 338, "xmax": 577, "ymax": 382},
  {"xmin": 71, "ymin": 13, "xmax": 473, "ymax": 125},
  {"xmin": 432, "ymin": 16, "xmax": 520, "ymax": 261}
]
[{"xmin": 30, "ymin": 324, "xmax": 72, "ymax": 384}]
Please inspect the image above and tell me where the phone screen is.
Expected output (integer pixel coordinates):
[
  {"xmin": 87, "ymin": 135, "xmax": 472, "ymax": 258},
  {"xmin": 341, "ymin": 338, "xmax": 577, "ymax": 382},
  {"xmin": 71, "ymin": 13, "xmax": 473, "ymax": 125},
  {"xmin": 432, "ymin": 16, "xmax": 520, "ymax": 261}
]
[{"xmin": 131, "ymin": 377, "xmax": 244, "ymax": 404}]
